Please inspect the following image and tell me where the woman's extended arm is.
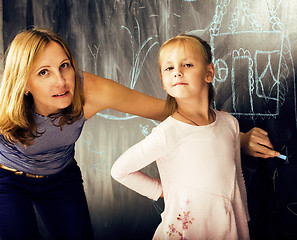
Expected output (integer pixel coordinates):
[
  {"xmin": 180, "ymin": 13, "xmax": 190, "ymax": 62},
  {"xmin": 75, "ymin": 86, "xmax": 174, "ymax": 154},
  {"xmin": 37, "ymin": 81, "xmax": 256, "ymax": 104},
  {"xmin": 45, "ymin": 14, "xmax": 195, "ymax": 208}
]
[{"xmin": 82, "ymin": 71, "xmax": 167, "ymax": 120}]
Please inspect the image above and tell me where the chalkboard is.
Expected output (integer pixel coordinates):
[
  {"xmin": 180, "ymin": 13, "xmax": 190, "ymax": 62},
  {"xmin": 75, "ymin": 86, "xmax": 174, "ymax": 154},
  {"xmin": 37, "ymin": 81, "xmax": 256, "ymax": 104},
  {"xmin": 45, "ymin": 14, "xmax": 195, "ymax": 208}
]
[{"xmin": 2, "ymin": 0, "xmax": 297, "ymax": 239}]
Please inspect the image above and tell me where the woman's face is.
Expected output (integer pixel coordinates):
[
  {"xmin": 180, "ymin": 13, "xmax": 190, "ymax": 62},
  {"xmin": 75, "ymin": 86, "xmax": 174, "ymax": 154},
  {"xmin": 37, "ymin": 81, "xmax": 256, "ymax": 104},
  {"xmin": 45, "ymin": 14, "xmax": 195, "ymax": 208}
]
[{"xmin": 25, "ymin": 41, "xmax": 75, "ymax": 116}]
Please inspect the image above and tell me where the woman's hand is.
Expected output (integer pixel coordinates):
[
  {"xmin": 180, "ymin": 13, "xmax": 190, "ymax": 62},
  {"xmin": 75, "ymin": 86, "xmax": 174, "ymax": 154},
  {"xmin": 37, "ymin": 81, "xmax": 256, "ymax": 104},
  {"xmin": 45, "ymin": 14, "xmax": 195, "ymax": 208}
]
[{"xmin": 240, "ymin": 127, "xmax": 280, "ymax": 158}]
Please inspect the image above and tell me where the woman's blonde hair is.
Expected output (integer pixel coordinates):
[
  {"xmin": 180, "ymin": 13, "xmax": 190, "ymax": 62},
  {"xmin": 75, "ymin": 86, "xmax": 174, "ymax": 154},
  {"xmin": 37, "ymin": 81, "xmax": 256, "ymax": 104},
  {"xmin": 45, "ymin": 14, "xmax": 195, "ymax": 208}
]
[
  {"xmin": 0, "ymin": 27, "xmax": 84, "ymax": 145},
  {"xmin": 158, "ymin": 34, "xmax": 215, "ymax": 116}
]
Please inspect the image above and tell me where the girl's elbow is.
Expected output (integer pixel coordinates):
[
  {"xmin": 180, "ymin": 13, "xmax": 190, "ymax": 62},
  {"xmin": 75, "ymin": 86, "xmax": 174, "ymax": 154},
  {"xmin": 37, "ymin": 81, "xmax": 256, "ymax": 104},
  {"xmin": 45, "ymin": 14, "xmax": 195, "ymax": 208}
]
[
  {"xmin": 110, "ymin": 165, "xmax": 126, "ymax": 182},
  {"xmin": 110, "ymin": 166, "xmax": 119, "ymax": 181}
]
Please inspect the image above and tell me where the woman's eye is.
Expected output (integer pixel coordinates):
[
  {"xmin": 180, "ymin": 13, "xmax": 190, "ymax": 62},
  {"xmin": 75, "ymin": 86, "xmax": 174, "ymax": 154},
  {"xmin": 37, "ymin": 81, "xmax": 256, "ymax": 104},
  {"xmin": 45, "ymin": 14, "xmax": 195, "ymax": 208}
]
[
  {"xmin": 60, "ymin": 62, "xmax": 69, "ymax": 69},
  {"xmin": 38, "ymin": 70, "xmax": 47, "ymax": 76}
]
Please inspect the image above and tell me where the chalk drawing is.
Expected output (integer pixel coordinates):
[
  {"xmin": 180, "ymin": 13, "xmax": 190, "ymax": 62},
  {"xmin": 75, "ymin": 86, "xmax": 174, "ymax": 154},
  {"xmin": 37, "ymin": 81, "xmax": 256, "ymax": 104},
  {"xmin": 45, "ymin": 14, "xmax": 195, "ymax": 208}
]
[
  {"xmin": 81, "ymin": 17, "xmax": 160, "ymax": 160},
  {"xmin": 206, "ymin": 0, "xmax": 296, "ymax": 125},
  {"xmin": 95, "ymin": 18, "xmax": 159, "ymax": 131},
  {"xmin": 287, "ymin": 203, "xmax": 297, "ymax": 216}
]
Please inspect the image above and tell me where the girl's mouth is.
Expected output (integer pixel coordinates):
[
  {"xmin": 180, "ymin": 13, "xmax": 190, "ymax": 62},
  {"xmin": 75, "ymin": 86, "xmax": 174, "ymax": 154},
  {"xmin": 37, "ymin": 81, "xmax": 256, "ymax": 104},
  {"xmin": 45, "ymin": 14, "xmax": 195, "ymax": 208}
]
[{"xmin": 173, "ymin": 82, "xmax": 188, "ymax": 87}]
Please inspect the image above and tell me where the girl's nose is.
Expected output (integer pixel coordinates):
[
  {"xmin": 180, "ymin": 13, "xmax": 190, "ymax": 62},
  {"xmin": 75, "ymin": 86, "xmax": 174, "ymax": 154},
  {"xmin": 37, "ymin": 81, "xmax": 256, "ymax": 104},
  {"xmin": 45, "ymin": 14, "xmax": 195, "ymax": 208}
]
[{"xmin": 174, "ymin": 69, "xmax": 183, "ymax": 77}]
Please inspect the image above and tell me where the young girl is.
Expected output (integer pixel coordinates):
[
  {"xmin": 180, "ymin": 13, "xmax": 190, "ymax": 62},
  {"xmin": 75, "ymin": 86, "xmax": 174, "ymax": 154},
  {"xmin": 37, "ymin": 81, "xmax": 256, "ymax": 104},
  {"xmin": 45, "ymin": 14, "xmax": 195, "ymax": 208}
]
[{"xmin": 111, "ymin": 35, "xmax": 250, "ymax": 239}]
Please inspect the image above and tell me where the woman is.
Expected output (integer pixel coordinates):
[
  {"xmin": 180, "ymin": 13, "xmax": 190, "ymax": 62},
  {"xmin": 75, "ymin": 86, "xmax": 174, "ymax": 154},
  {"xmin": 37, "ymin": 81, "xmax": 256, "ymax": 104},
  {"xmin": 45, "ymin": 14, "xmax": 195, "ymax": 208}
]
[{"xmin": 0, "ymin": 28, "xmax": 166, "ymax": 240}]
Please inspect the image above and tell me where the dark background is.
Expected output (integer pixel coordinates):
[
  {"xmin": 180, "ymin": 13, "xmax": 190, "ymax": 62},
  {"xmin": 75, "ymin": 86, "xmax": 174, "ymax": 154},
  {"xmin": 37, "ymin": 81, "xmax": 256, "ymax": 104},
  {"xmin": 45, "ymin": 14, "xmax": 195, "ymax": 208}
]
[{"xmin": 3, "ymin": 0, "xmax": 297, "ymax": 239}]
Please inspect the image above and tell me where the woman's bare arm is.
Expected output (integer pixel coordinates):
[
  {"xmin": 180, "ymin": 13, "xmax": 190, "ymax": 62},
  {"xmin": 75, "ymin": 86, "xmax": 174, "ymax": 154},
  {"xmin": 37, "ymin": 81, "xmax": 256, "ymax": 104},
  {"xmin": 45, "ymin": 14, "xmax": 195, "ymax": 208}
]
[{"xmin": 82, "ymin": 71, "xmax": 167, "ymax": 120}]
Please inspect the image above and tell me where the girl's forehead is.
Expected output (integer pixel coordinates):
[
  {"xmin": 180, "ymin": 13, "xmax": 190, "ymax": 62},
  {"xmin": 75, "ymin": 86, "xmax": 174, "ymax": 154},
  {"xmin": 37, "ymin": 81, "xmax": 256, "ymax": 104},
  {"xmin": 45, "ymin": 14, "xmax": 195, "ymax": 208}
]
[
  {"xmin": 160, "ymin": 43, "xmax": 202, "ymax": 61},
  {"xmin": 166, "ymin": 42, "xmax": 201, "ymax": 53}
]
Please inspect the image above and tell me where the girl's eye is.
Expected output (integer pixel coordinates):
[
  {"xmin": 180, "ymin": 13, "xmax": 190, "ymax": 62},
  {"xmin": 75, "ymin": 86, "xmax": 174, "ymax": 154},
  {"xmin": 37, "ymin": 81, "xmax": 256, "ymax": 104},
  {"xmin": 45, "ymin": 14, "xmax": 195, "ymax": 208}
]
[
  {"xmin": 184, "ymin": 64, "xmax": 193, "ymax": 67},
  {"xmin": 60, "ymin": 62, "xmax": 69, "ymax": 69},
  {"xmin": 165, "ymin": 67, "xmax": 173, "ymax": 71}
]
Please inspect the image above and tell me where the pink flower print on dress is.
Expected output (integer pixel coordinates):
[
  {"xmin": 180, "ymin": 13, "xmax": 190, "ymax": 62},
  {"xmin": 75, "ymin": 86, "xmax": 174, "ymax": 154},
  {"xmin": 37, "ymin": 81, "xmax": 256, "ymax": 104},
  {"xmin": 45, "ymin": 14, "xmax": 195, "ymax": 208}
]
[
  {"xmin": 177, "ymin": 211, "xmax": 194, "ymax": 230},
  {"xmin": 166, "ymin": 211, "xmax": 194, "ymax": 239},
  {"xmin": 167, "ymin": 224, "xmax": 176, "ymax": 236}
]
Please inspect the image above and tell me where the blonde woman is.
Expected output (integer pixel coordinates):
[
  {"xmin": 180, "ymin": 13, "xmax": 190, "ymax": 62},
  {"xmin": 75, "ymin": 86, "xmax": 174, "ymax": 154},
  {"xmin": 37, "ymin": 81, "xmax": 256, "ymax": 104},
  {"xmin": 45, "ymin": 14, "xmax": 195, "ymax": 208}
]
[{"xmin": 0, "ymin": 28, "xmax": 166, "ymax": 240}]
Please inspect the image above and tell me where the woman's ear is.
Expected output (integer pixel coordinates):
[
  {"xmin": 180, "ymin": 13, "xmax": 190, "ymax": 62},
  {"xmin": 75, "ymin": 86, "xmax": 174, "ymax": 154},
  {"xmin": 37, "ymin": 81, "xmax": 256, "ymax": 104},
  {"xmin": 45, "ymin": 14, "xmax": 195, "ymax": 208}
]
[
  {"xmin": 205, "ymin": 63, "xmax": 214, "ymax": 83},
  {"xmin": 24, "ymin": 88, "xmax": 29, "ymax": 95},
  {"xmin": 24, "ymin": 84, "xmax": 31, "ymax": 95}
]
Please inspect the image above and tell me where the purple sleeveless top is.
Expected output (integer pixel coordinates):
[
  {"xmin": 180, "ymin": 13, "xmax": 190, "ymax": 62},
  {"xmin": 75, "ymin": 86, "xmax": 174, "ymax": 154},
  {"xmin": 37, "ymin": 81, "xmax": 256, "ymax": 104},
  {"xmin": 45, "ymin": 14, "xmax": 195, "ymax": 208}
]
[
  {"xmin": 0, "ymin": 71, "xmax": 86, "ymax": 175},
  {"xmin": 0, "ymin": 114, "xmax": 85, "ymax": 175}
]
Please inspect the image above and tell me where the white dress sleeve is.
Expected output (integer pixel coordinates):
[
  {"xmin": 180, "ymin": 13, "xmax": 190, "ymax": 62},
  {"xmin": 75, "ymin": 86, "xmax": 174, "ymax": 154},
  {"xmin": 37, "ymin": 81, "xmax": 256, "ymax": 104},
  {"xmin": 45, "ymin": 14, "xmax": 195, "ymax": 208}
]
[
  {"xmin": 234, "ymin": 119, "xmax": 250, "ymax": 221},
  {"xmin": 111, "ymin": 126, "xmax": 166, "ymax": 201}
]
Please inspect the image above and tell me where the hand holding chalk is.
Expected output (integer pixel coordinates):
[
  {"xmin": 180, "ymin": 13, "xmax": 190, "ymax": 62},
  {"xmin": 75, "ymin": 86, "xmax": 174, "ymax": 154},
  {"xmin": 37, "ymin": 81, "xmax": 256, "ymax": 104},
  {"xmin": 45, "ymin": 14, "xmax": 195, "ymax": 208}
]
[{"xmin": 277, "ymin": 154, "xmax": 287, "ymax": 161}]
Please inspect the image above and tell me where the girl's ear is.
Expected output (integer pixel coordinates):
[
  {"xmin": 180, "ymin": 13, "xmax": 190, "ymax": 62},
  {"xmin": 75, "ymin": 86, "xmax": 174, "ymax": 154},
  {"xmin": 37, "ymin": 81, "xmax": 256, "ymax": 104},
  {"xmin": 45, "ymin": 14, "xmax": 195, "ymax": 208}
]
[{"xmin": 205, "ymin": 63, "xmax": 214, "ymax": 83}]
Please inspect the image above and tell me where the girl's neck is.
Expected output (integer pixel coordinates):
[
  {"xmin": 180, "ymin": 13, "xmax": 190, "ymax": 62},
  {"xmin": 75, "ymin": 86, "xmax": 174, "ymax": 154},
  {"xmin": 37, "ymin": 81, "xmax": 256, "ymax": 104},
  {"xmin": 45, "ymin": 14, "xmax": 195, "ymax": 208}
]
[{"xmin": 172, "ymin": 104, "xmax": 215, "ymax": 126}]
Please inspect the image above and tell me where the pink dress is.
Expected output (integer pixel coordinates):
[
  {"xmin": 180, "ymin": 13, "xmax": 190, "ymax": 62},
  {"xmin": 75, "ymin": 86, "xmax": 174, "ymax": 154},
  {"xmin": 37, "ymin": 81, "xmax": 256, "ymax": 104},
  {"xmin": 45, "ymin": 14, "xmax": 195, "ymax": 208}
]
[{"xmin": 111, "ymin": 110, "xmax": 250, "ymax": 239}]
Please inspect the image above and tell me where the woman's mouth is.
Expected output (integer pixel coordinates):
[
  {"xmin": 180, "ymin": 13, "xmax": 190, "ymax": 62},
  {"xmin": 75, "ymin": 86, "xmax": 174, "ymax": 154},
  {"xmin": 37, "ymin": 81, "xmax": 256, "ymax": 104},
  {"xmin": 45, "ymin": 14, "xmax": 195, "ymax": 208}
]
[{"xmin": 53, "ymin": 91, "xmax": 68, "ymax": 97}]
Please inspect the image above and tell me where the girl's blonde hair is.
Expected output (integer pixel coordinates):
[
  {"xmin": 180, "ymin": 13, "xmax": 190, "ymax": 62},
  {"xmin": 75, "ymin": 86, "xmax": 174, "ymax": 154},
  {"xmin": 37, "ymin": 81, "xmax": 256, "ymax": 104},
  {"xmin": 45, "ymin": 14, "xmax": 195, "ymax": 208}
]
[
  {"xmin": 0, "ymin": 27, "xmax": 84, "ymax": 145},
  {"xmin": 158, "ymin": 34, "xmax": 215, "ymax": 116}
]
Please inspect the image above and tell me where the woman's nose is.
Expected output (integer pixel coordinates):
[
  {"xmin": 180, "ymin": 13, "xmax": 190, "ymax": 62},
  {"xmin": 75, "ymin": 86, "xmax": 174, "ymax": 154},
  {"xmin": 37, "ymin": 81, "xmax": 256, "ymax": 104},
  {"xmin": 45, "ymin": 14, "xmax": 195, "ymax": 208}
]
[{"xmin": 54, "ymin": 71, "xmax": 66, "ymax": 86}]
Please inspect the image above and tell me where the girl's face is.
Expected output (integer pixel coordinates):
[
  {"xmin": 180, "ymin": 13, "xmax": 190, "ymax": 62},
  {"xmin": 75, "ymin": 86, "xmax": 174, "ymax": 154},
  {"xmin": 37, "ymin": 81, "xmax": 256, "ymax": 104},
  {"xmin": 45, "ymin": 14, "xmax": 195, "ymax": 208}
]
[
  {"xmin": 160, "ymin": 44, "xmax": 213, "ymax": 102},
  {"xmin": 26, "ymin": 41, "xmax": 75, "ymax": 116}
]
